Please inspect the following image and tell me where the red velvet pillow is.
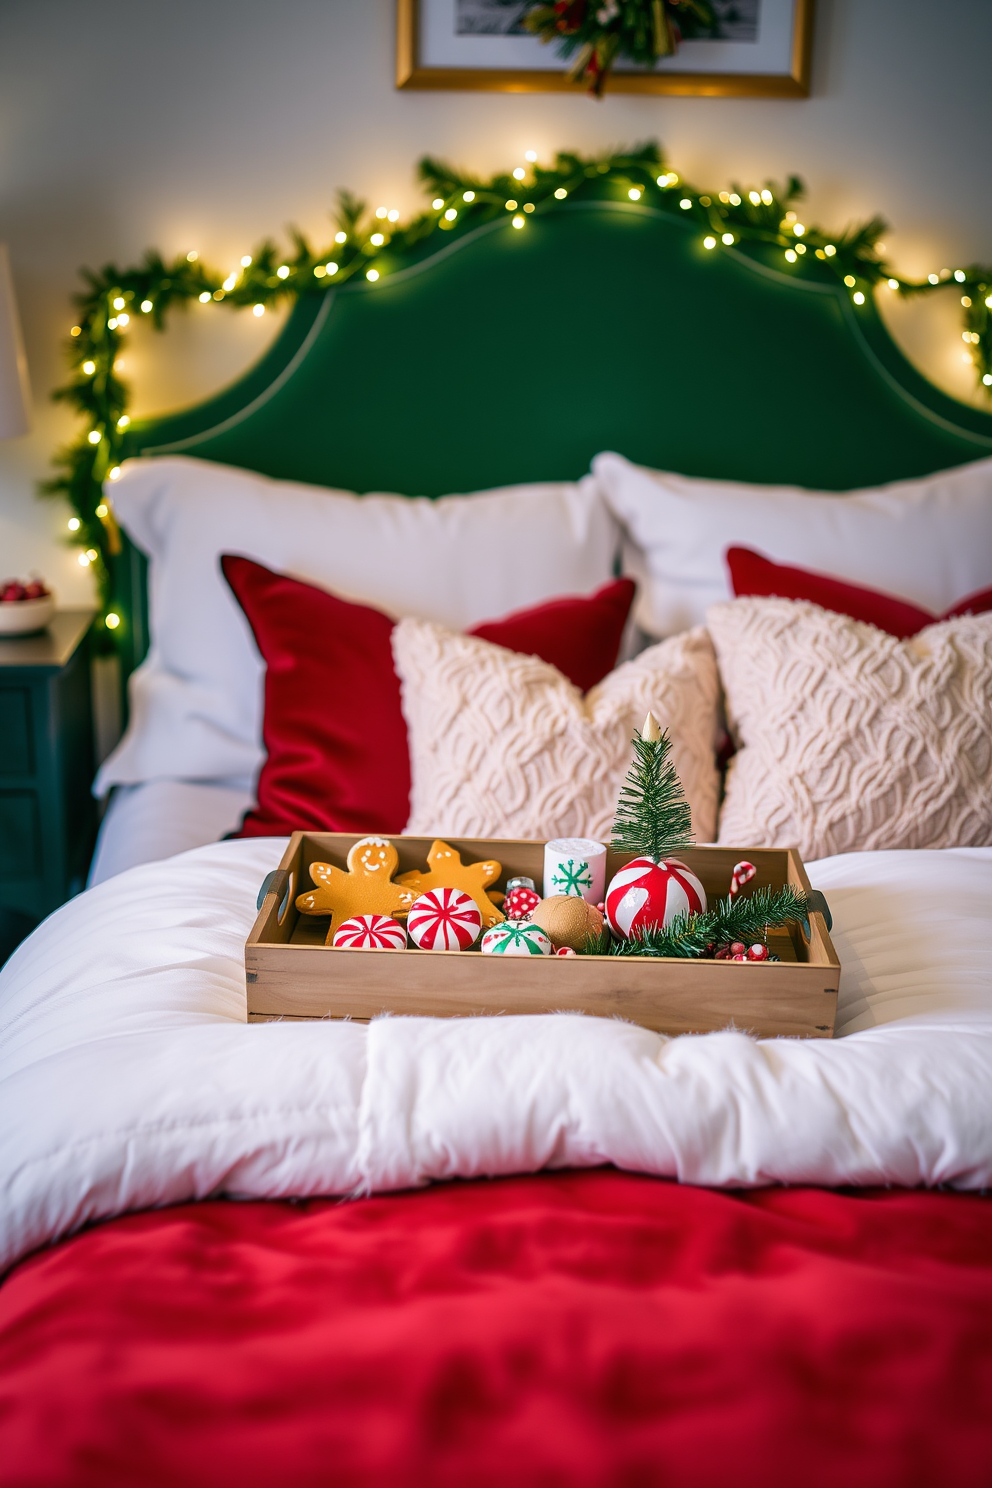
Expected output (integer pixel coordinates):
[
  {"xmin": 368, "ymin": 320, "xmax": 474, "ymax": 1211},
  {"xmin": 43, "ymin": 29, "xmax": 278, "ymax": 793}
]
[
  {"xmin": 221, "ymin": 557, "xmax": 635, "ymax": 837},
  {"xmin": 726, "ymin": 546, "xmax": 992, "ymax": 640}
]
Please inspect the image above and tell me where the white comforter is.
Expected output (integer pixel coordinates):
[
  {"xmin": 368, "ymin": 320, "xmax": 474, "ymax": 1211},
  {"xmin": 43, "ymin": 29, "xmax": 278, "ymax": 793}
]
[{"xmin": 2, "ymin": 840, "xmax": 991, "ymax": 1274}]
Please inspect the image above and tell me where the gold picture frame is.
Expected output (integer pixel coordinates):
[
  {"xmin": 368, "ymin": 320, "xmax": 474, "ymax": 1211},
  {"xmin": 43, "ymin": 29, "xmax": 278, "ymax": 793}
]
[{"xmin": 397, "ymin": 0, "xmax": 814, "ymax": 97}]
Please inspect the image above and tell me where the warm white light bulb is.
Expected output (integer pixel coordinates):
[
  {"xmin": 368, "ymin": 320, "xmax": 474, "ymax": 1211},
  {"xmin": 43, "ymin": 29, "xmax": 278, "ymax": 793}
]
[
  {"xmin": 78, "ymin": 553, "xmax": 90, "ymax": 567},
  {"xmin": 370, "ymin": 232, "xmax": 385, "ymax": 245},
  {"xmin": 984, "ymin": 374, "xmax": 992, "ymax": 386},
  {"xmin": 554, "ymin": 188, "xmax": 567, "ymax": 199},
  {"xmin": 253, "ymin": 303, "xmax": 265, "ymax": 316},
  {"xmin": 325, "ymin": 262, "xmax": 338, "ymax": 275},
  {"xmin": 462, "ymin": 191, "xmax": 475, "ymax": 203},
  {"xmin": 375, "ymin": 207, "xmax": 388, "ymax": 219},
  {"xmin": 523, "ymin": 202, "xmax": 535, "ymax": 213},
  {"xmin": 679, "ymin": 198, "xmax": 692, "ymax": 210},
  {"xmin": 241, "ymin": 255, "xmax": 253, "ymax": 267},
  {"xmin": 70, "ymin": 325, "xmax": 81, "ymax": 336},
  {"xmin": 985, "ymin": 295, "xmax": 992, "ymax": 308},
  {"xmin": 824, "ymin": 244, "xmax": 836, "ymax": 257},
  {"xmin": 140, "ymin": 300, "xmax": 153, "ymax": 313},
  {"xmin": 722, "ymin": 232, "xmax": 734, "ymax": 245},
  {"xmin": 444, "ymin": 208, "xmax": 457, "ymax": 221},
  {"xmin": 888, "ymin": 278, "xmax": 899, "ymax": 289},
  {"xmin": 511, "ymin": 215, "xmax": 525, "ymax": 230},
  {"xmin": 107, "ymin": 317, "xmax": 118, "ymax": 329},
  {"xmin": 853, "ymin": 291, "xmax": 865, "ymax": 304},
  {"xmin": 954, "ymin": 269, "xmax": 966, "ymax": 282},
  {"xmin": 749, "ymin": 191, "xmax": 761, "ymax": 206},
  {"xmin": 68, "ymin": 517, "xmax": 81, "ymax": 531},
  {"xmin": 928, "ymin": 273, "xmax": 939, "ymax": 284},
  {"xmin": 703, "ymin": 236, "xmax": 716, "ymax": 250},
  {"xmin": 785, "ymin": 249, "xmax": 797, "ymax": 263},
  {"xmin": 198, "ymin": 291, "xmax": 211, "ymax": 302},
  {"xmin": 432, "ymin": 199, "xmax": 444, "ymax": 210},
  {"xmin": 387, "ymin": 209, "xmax": 399, "ymax": 222},
  {"xmin": 505, "ymin": 199, "xmax": 517, "ymax": 211},
  {"xmin": 512, "ymin": 167, "xmax": 526, "ymax": 181},
  {"xmin": 276, "ymin": 265, "xmax": 290, "ymax": 279},
  {"xmin": 88, "ymin": 429, "xmax": 101, "ymax": 444},
  {"xmin": 186, "ymin": 250, "xmax": 198, "ymax": 262},
  {"xmin": 628, "ymin": 187, "xmax": 641, "ymax": 201},
  {"xmin": 844, "ymin": 274, "xmax": 856, "ymax": 287},
  {"xmin": 113, "ymin": 296, "xmax": 125, "ymax": 310},
  {"xmin": 82, "ymin": 360, "xmax": 96, "ymax": 375},
  {"xmin": 96, "ymin": 502, "xmax": 108, "ymax": 516},
  {"xmin": 760, "ymin": 189, "xmax": 772, "ymax": 205},
  {"xmin": 366, "ymin": 268, "xmax": 379, "ymax": 282},
  {"xmin": 86, "ymin": 548, "xmax": 98, "ymax": 561},
  {"xmin": 105, "ymin": 612, "xmax": 120, "ymax": 629},
  {"xmin": 117, "ymin": 415, "xmax": 130, "ymax": 429},
  {"xmin": 117, "ymin": 312, "xmax": 129, "ymax": 325},
  {"xmin": 793, "ymin": 223, "xmax": 805, "ymax": 236},
  {"xmin": 108, "ymin": 467, "xmax": 122, "ymax": 481},
  {"xmin": 222, "ymin": 274, "xmax": 237, "ymax": 291},
  {"xmin": 313, "ymin": 264, "xmax": 326, "ymax": 278},
  {"xmin": 334, "ymin": 231, "xmax": 347, "ymax": 244},
  {"xmin": 524, "ymin": 150, "xmax": 537, "ymax": 163}
]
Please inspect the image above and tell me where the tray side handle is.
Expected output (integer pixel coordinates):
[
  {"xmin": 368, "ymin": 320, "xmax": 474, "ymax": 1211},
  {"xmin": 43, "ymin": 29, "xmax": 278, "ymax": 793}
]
[
  {"xmin": 257, "ymin": 868, "xmax": 291, "ymax": 918},
  {"xmin": 803, "ymin": 889, "xmax": 832, "ymax": 933}
]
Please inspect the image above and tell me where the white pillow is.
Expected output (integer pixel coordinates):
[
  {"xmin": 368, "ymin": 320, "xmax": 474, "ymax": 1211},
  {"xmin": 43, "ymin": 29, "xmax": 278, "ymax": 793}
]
[
  {"xmin": 393, "ymin": 619, "xmax": 721, "ymax": 843},
  {"xmin": 709, "ymin": 598, "xmax": 992, "ymax": 860},
  {"xmin": 96, "ymin": 457, "xmax": 619, "ymax": 794},
  {"xmin": 593, "ymin": 450, "xmax": 992, "ymax": 638}
]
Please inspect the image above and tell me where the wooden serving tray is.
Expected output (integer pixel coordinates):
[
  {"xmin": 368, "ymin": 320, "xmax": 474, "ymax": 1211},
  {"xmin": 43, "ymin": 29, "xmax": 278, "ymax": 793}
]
[{"xmin": 246, "ymin": 833, "xmax": 840, "ymax": 1038}]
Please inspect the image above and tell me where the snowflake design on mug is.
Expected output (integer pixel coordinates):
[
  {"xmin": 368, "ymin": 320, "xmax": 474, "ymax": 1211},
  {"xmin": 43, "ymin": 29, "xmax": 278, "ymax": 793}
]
[{"xmin": 551, "ymin": 858, "xmax": 593, "ymax": 897}]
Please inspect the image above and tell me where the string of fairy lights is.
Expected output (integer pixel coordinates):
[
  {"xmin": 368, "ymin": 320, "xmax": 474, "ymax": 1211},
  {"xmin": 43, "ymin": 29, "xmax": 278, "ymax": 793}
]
[{"xmin": 45, "ymin": 143, "xmax": 991, "ymax": 638}]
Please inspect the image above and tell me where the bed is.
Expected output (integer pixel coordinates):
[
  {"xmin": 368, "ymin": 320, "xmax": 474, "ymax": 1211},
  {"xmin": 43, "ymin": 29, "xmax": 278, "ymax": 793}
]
[{"xmin": 3, "ymin": 188, "xmax": 992, "ymax": 1484}]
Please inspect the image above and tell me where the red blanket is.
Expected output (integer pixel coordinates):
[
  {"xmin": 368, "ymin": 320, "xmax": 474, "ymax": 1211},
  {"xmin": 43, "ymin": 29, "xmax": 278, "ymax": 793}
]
[{"xmin": 2, "ymin": 1172, "xmax": 991, "ymax": 1486}]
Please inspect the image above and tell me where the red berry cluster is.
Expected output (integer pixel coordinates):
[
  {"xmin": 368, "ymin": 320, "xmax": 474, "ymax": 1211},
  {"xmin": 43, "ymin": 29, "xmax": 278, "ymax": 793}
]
[
  {"xmin": 714, "ymin": 941, "xmax": 769, "ymax": 962},
  {"xmin": 0, "ymin": 578, "xmax": 49, "ymax": 603}
]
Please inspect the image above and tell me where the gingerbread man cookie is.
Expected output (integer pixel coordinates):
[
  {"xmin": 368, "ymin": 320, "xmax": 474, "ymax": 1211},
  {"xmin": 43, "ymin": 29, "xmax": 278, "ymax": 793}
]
[
  {"xmin": 397, "ymin": 840, "xmax": 504, "ymax": 930},
  {"xmin": 295, "ymin": 836, "xmax": 416, "ymax": 945}
]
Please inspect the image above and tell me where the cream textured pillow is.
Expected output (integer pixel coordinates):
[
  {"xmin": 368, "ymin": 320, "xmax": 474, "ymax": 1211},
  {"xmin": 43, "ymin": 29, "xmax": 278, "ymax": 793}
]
[
  {"xmin": 393, "ymin": 621, "xmax": 721, "ymax": 843},
  {"xmin": 709, "ymin": 598, "xmax": 992, "ymax": 858}
]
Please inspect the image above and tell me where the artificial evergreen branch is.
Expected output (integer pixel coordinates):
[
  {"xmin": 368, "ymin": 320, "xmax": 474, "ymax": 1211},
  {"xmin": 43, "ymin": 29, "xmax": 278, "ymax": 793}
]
[
  {"xmin": 578, "ymin": 884, "xmax": 810, "ymax": 959},
  {"xmin": 610, "ymin": 716, "xmax": 693, "ymax": 861}
]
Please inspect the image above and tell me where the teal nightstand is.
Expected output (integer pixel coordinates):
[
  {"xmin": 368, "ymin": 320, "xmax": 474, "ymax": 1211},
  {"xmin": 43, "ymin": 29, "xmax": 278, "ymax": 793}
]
[{"xmin": 0, "ymin": 610, "xmax": 97, "ymax": 959}]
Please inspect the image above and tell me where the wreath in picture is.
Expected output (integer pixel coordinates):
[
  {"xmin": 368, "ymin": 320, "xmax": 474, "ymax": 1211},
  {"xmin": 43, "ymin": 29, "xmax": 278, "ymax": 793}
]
[
  {"xmin": 523, "ymin": 0, "xmax": 722, "ymax": 95},
  {"xmin": 44, "ymin": 141, "xmax": 992, "ymax": 638}
]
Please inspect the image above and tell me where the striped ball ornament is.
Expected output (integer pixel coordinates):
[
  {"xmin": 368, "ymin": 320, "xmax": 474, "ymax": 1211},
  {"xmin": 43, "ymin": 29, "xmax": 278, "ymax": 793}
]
[
  {"xmin": 407, "ymin": 887, "xmax": 482, "ymax": 951},
  {"xmin": 480, "ymin": 919, "xmax": 553, "ymax": 956},
  {"xmin": 605, "ymin": 857, "xmax": 707, "ymax": 939},
  {"xmin": 332, "ymin": 913, "xmax": 407, "ymax": 950}
]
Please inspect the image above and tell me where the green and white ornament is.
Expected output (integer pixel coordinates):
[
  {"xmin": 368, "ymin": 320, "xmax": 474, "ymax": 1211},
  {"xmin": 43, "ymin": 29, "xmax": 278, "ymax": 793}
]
[{"xmin": 480, "ymin": 919, "xmax": 553, "ymax": 957}]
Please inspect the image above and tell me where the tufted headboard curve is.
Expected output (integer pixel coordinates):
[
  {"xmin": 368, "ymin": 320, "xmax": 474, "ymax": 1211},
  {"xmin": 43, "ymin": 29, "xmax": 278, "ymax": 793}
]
[{"xmin": 115, "ymin": 199, "xmax": 992, "ymax": 673}]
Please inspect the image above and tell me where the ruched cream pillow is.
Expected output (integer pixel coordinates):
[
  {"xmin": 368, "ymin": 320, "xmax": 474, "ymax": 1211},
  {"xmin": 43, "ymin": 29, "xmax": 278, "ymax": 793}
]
[
  {"xmin": 709, "ymin": 598, "xmax": 992, "ymax": 858},
  {"xmin": 392, "ymin": 621, "xmax": 721, "ymax": 844}
]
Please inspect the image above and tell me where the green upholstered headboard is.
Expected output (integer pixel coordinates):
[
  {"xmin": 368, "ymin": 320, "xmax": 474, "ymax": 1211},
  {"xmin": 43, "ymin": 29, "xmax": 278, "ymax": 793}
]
[{"xmin": 115, "ymin": 198, "xmax": 992, "ymax": 677}]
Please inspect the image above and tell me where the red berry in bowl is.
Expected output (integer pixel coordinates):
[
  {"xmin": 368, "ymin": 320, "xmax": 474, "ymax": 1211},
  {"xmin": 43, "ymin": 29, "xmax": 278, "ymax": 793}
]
[
  {"xmin": 23, "ymin": 580, "xmax": 49, "ymax": 599},
  {"xmin": 1, "ymin": 581, "xmax": 27, "ymax": 602}
]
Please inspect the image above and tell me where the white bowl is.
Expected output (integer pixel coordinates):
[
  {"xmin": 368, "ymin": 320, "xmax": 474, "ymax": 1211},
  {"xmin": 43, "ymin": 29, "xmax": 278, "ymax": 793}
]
[{"xmin": 0, "ymin": 594, "xmax": 56, "ymax": 635}]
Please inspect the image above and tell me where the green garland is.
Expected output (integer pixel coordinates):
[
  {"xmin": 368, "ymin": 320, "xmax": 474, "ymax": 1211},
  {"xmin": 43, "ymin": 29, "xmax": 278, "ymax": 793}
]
[{"xmin": 44, "ymin": 141, "xmax": 992, "ymax": 640}]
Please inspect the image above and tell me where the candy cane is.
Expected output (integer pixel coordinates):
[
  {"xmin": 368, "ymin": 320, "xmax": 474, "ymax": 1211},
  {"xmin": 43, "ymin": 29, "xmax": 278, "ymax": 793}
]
[{"xmin": 729, "ymin": 860, "xmax": 756, "ymax": 898}]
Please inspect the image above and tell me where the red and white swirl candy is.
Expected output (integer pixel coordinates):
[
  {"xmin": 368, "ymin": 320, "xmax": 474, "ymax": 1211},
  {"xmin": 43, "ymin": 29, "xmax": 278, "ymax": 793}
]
[
  {"xmin": 605, "ymin": 857, "xmax": 707, "ymax": 939},
  {"xmin": 332, "ymin": 914, "xmax": 407, "ymax": 951},
  {"xmin": 407, "ymin": 887, "xmax": 482, "ymax": 951}
]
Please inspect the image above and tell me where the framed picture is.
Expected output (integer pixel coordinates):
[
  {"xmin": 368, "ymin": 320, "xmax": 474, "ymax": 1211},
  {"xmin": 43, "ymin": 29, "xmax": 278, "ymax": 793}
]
[{"xmin": 396, "ymin": 0, "xmax": 814, "ymax": 97}]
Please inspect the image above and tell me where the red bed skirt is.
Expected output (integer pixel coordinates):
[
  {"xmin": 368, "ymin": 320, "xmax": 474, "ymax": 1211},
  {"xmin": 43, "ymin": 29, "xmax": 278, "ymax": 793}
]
[{"xmin": 2, "ymin": 1171, "xmax": 991, "ymax": 1486}]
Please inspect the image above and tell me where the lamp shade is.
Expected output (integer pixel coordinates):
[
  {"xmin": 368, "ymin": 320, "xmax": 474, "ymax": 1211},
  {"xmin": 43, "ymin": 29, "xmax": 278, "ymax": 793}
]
[{"xmin": 0, "ymin": 244, "xmax": 31, "ymax": 439}]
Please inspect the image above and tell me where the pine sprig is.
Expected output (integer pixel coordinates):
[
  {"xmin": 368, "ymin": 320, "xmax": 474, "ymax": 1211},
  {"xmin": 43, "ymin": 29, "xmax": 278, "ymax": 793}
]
[
  {"xmin": 578, "ymin": 885, "xmax": 809, "ymax": 959},
  {"xmin": 611, "ymin": 729, "xmax": 693, "ymax": 861}
]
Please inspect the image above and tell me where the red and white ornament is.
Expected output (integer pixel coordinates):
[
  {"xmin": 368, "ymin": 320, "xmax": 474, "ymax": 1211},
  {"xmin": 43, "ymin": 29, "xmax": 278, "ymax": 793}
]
[
  {"xmin": 604, "ymin": 857, "xmax": 707, "ymax": 939},
  {"xmin": 407, "ymin": 887, "xmax": 482, "ymax": 951},
  {"xmin": 746, "ymin": 943, "xmax": 769, "ymax": 962},
  {"xmin": 332, "ymin": 914, "xmax": 407, "ymax": 951},
  {"xmin": 503, "ymin": 878, "xmax": 541, "ymax": 920}
]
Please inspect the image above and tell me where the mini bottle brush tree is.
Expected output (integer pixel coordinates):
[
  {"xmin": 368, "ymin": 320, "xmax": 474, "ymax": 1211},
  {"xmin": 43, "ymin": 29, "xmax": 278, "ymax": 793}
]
[{"xmin": 584, "ymin": 712, "xmax": 809, "ymax": 958}]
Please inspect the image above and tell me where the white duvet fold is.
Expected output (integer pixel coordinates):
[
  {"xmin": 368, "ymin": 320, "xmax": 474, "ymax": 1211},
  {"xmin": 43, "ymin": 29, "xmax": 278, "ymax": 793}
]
[{"xmin": 1, "ymin": 839, "xmax": 991, "ymax": 1274}]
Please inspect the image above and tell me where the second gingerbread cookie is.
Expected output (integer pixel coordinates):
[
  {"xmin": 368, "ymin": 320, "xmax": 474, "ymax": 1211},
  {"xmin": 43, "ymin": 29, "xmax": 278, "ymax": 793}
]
[{"xmin": 397, "ymin": 840, "xmax": 504, "ymax": 930}]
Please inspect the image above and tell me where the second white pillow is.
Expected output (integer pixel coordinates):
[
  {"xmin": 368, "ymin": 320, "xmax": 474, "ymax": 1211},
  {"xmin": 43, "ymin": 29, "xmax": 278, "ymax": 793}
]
[{"xmin": 393, "ymin": 620, "xmax": 721, "ymax": 845}]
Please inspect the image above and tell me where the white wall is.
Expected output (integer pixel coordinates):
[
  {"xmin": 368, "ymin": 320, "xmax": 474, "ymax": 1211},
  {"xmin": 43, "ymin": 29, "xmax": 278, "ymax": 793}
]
[{"xmin": 1, "ymin": 0, "xmax": 990, "ymax": 606}]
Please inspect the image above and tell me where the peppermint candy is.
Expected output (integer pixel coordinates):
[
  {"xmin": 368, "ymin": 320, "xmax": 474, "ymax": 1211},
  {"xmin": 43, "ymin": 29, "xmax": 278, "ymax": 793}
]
[
  {"xmin": 480, "ymin": 919, "xmax": 552, "ymax": 956},
  {"xmin": 407, "ymin": 887, "xmax": 482, "ymax": 951},
  {"xmin": 332, "ymin": 914, "xmax": 407, "ymax": 951},
  {"xmin": 729, "ymin": 861, "xmax": 756, "ymax": 898}
]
